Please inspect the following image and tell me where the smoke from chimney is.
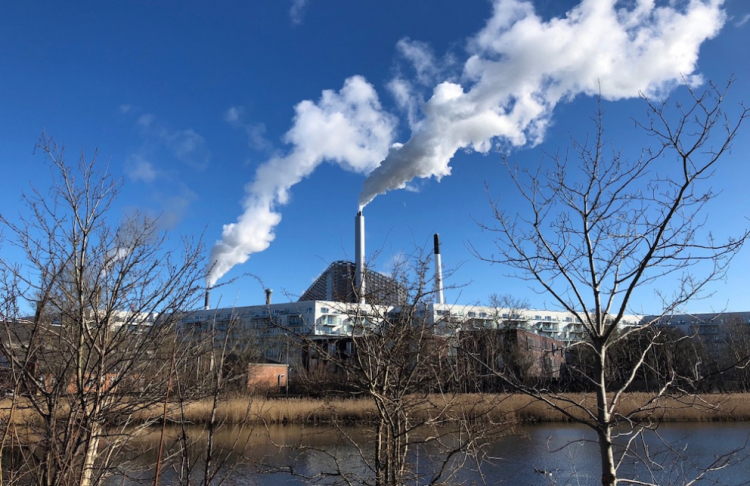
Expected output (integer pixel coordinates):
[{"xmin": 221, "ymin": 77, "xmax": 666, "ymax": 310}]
[
  {"xmin": 433, "ymin": 234, "xmax": 444, "ymax": 305},
  {"xmin": 355, "ymin": 211, "xmax": 366, "ymax": 304},
  {"xmin": 206, "ymin": 77, "xmax": 396, "ymax": 287},
  {"xmin": 357, "ymin": 0, "xmax": 725, "ymax": 208},
  {"xmin": 205, "ymin": 0, "xmax": 726, "ymax": 286}
]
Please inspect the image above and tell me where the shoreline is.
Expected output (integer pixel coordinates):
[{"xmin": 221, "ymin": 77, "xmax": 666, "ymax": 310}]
[
  {"xmin": 4, "ymin": 393, "xmax": 750, "ymax": 426},
  {"xmin": 136, "ymin": 392, "xmax": 750, "ymax": 426}
]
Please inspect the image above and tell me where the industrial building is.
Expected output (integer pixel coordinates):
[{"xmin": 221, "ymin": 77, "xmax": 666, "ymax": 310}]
[
  {"xmin": 182, "ymin": 297, "xmax": 641, "ymax": 352},
  {"xmin": 299, "ymin": 260, "xmax": 407, "ymax": 306},
  {"xmin": 181, "ymin": 210, "xmax": 642, "ymax": 379}
]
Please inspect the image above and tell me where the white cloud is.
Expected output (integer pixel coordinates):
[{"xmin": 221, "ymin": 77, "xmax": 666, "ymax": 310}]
[
  {"xmin": 155, "ymin": 186, "xmax": 197, "ymax": 229},
  {"xmin": 245, "ymin": 123, "xmax": 271, "ymax": 151},
  {"xmin": 125, "ymin": 155, "xmax": 157, "ymax": 183},
  {"xmin": 396, "ymin": 38, "xmax": 438, "ymax": 86},
  {"xmin": 403, "ymin": 182, "xmax": 421, "ymax": 193},
  {"xmin": 224, "ymin": 106, "xmax": 273, "ymax": 151},
  {"xmin": 224, "ymin": 106, "xmax": 244, "ymax": 123},
  {"xmin": 137, "ymin": 113, "xmax": 155, "ymax": 128},
  {"xmin": 120, "ymin": 104, "xmax": 132, "ymax": 114},
  {"xmin": 735, "ymin": 13, "xmax": 750, "ymax": 27},
  {"xmin": 387, "ymin": 79, "xmax": 421, "ymax": 130},
  {"xmin": 359, "ymin": 0, "xmax": 727, "ymax": 208},
  {"xmin": 162, "ymin": 128, "xmax": 210, "ymax": 170},
  {"xmin": 207, "ymin": 76, "xmax": 397, "ymax": 286},
  {"xmin": 388, "ymin": 37, "xmax": 460, "ymax": 129},
  {"xmin": 122, "ymin": 111, "xmax": 209, "ymax": 228},
  {"xmin": 128, "ymin": 112, "xmax": 211, "ymax": 170},
  {"xmin": 290, "ymin": 0, "xmax": 308, "ymax": 25}
]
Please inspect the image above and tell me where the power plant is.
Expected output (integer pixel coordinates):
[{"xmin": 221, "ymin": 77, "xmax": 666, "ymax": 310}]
[
  {"xmin": 185, "ymin": 208, "xmax": 642, "ymax": 369},
  {"xmin": 203, "ymin": 211, "xmax": 449, "ymax": 310},
  {"xmin": 298, "ymin": 211, "xmax": 407, "ymax": 306}
]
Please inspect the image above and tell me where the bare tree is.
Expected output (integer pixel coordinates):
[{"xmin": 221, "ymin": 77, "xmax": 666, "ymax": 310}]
[
  {"xmin": 170, "ymin": 310, "xmax": 262, "ymax": 486},
  {"xmin": 471, "ymin": 82, "xmax": 748, "ymax": 485},
  {"xmin": 274, "ymin": 252, "xmax": 494, "ymax": 486},
  {"xmin": 0, "ymin": 135, "xmax": 204, "ymax": 486}
]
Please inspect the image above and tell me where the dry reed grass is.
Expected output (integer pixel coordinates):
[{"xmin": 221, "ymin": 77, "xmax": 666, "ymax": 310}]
[{"xmin": 3, "ymin": 393, "xmax": 750, "ymax": 426}]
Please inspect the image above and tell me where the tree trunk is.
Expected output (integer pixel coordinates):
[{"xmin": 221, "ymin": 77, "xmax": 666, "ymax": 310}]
[
  {"xmin": 597, "ymin": 427, "xmax": 616, "ymax": 486},
  {"xmin": 79, "ymin": 424, "xmax": 100, "ymax": 486},
  {"xmin": 596, "ymin": 344, "xmax": 616, "ymax": 486},
  {"xmin": 375, "ymin": 421, "xmax": 384, "ymax": 486}
]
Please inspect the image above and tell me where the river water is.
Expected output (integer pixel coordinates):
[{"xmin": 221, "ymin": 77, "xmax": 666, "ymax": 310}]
[{"xmin": 126, "ymin": 422, "xmax": 750, "ymax": 485}]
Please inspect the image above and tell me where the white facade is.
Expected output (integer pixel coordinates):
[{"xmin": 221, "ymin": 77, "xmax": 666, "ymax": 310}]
[
  {"xmin": 180, "ymin": 300, "xmax": 642, "ymax": 353},
  {"xmin": 425, "ymin": 303, "xmax": 641, "ymax": 345}
]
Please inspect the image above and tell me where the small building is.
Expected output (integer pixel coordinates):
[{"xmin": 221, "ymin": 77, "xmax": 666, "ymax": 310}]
[{"xmin": 247, "ymin": 363, "xmax": 289, "ymax": 392}]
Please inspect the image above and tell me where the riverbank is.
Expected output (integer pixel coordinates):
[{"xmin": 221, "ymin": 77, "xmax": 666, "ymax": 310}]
[
  {"xmin": 4, "ymin": 393, "xmax": 750, "ymax": 426},
  {"xmin": 123, "ymin": 392, "xmax": 750, "ymax": 425}
]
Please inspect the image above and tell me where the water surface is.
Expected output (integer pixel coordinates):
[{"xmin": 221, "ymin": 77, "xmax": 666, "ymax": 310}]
[{"xmin": 123, "ymin": 422, "xmax": 750, "ymax": 485}]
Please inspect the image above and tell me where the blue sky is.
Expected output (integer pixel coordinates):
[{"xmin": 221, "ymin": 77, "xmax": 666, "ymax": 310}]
[{"xmin": 1, "ymin": 0, "xmax": 749, "ymax": 314}]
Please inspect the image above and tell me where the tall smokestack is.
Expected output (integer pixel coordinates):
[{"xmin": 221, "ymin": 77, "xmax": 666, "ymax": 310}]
[
  {"xmin": 433, "ymin": 234, "xmax": 445, "ymax": 305},
  {"xmin": 265, "ymin": 288, "xmax": 273, "ymax": 306},
  {"xmin": 355, "ymin": 211, "xmax": 366, "ymax": 304},
  {"xmin": 204, "ymin": 288, "xmax": 211, "ymax": 311}
]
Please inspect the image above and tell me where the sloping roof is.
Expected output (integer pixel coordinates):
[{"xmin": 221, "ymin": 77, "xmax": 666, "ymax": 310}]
[{"xmin": 299, "ymin": 261, "xmax": 407, "ymax": 306}]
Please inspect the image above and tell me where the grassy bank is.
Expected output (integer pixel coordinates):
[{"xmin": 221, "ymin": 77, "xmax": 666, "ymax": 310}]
[
  {"xmin": 4, "ymin": 393, "xmax": 750, "ymax": 426},
  {"xmin": 120, "ymin": 392, "xmax": 750, "ymax": 425}
]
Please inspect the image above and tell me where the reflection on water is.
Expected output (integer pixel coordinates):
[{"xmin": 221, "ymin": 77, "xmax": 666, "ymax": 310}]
[
  {"xmin": 479, "ymin": 422, "xmax": 750, "ymax": 485},
  {"xmin": 100, "ymin": 422, "xmax": 750, "ymax": 485}
]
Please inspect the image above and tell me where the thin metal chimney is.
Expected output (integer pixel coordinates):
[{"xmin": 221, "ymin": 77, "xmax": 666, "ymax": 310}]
[
  {"xmin": 265, "ymin": 288, "xmax": 273, "ymax": 306},
  {"xmin": 433, "ymin": 234, "xmax": 445, "ymax": 305},
  {"xmin": 204, "ymin": 288, "xmax": 211, "ymax": 310},
  {"xmin": 355, "ymin": 211, "xmax": 366, "ymax": 304}
]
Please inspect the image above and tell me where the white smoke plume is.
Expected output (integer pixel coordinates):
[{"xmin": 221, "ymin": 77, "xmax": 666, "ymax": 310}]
[
  {"xmin": 207, "ymin": 76, "xmax": 396, "ymax": 286},
  {"xmin": 359, "ymin": 0, "xmax": 727, "ymax": 208}
]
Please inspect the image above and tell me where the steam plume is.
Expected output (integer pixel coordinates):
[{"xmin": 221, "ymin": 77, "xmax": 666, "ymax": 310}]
[
  {"xmin": 208, "ymin": 0, "xmax": 726, "ymax": 286},
  {"xmin": 207, "ymin": 76, "xmax": 396, "ymax": 286},
  {"xmin": 359, "ymin": 0, "xmax": 726, "ymax": 208}
]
